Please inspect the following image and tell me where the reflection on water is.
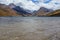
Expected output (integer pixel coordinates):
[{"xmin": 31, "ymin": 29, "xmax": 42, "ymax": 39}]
[{"xmin": 0, "ymin": 17, "xmax": 60, "ymax": 40}]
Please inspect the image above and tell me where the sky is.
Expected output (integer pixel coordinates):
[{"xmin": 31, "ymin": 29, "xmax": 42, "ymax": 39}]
[{"xmin": 0, "ymin": 0, "xmax": 60, "ymax": 11}]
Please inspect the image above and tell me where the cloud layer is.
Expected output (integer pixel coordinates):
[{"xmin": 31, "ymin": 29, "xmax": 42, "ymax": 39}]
[{"xmin": 0, "ymin": 0, "xmax": 60, "ymax": 11}]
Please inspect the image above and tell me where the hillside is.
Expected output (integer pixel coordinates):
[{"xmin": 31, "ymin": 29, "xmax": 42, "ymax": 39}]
[
  {"xmin": 0, "ymin": 4, "xmax": 22, "ymax": 16},
  {"xmin": 0, "ymin": 4, "xmax": 60, "ymax": 17},
  {"xmin": 46, "ymin": 9, "xmax": 60, "ymax": 16},
  {"xmin": 35, "ymin": 7, "xmax": 53, "ymax": 16}
]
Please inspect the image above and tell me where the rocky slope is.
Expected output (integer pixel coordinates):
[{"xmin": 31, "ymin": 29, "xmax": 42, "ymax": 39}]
[
  {"xmin": 46, "ymin": 9, "xmax": 60, "ymax": 16},
  {"xmin": 0, "ymin": 4, "xmax": 22, "ymax": 16},
  {"xmin": 8, "ymin": 3, "xmax": 16, "ymax": 8},
  {"xmin": 13, "ymin": 6, "xmax": 32, "ymax": 16},
  {"xmin": 35, "ymin": 7, "xmax": 53, "ymax": 16}
]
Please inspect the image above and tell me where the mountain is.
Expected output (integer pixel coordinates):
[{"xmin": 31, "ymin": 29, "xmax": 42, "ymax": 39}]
[
  {"xmin": 8, "ymin": 3, "xmax": 37, "ymax": 16},
  {"xmin": 0, "ymin": 4, "xmax": 22, "ymax": 16},
  {"xmin": 46, "ymin": 9, "xmax": 60, "ymax": 16},
  {"xmin": 35, "ymin": 7, "xmax": 53, "ymax": 16},
  {"xmin": 0, "ymin": 4, "xmax": 60, "ymax": 17},
  {"xmin": 13, "ymin": 6, "xmax": 32, "ymax": 16},
  {"xmin": 8, "ymin": 3, "xmax": 16, "ymax": 8},
  {"xmin": 8, "ymin": 3, "xmax": 33, "ymax": 16},
  {"xmin": 13, "ymin": 6, "xmax": 28, "ymax": 14}
]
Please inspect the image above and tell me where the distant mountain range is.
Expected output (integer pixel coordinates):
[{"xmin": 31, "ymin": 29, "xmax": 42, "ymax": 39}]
[
  {"xmin": 8, "ymin": 3, "xmax": 54, "ymax": 16},
  {"xmin": 8, "ymin": 3, "xmax": 33, "ymax": 16},
  {"xmin": 0, "ymin": 3, "xmax": 60, "ymax": 16}
]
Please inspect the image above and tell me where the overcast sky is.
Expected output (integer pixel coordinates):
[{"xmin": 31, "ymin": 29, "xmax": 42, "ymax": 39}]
[{"xmin": 0, "ymin": 0, "xmax": 60, "ymax": 11}]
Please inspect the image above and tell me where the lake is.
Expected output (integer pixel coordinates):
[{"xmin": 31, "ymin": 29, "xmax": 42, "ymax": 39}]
[{"xmin": 0, "ymin": 17, "xmax": 60, "ymax": 40}]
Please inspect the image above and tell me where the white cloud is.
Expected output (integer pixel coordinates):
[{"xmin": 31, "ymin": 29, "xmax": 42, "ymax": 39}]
[
  {"xmin": 37, "ymin": 0, "xmax": 60, "ymax": 10},
  {"xmin": 0, "ymin": 0, "xmax": 60, "ymax": 10},
  {"xmin": 16, "ymin": 0, "xmax": 40, "ymax": 11},
  {"xmin": 0, "ymin": 0, "xmax": 13, "ymax": 4}
]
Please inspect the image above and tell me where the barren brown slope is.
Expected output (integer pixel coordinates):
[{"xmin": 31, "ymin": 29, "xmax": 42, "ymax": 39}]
[
  {"xmin": 0, "ymin": 4, "xmax": 22, "ymax": 16},
  {"xmin": 46, "ymin": 9, "xmax": 60, "ymax": 16}
]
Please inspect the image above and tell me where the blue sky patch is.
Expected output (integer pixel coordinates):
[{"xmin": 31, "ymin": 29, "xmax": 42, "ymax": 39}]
[
  {"xmin": 55, "ymin": 3, "xmax": 60, "ymax": 5},
  {"xmin": 44, "ymin": 0, "xmax": 52, "ymax": 4},
  {"xmin": 31, "ymin": 0, "xmax": 40, "ymax": 4}
]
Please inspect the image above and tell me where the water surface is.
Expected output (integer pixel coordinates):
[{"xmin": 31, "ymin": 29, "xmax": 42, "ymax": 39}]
[{"xmin": 0, "ymin": 17, "xmax": 60, "ymax": 40}]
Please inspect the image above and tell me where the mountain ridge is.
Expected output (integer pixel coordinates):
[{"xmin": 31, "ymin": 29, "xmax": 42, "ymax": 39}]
[
  {"xmin": 35, "ymin": 7, "xmax": 53, "ymax": 16},
  {"xmin": 0, "ymin": 3, "xmax": 60, "ymax": 16}
]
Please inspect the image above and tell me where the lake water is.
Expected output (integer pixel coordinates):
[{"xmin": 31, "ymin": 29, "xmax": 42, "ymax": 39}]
[{"xmin": 0, "ymin": 17, "xmax": 60, "ymax": 40}]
